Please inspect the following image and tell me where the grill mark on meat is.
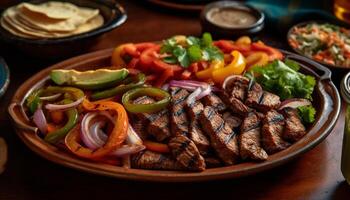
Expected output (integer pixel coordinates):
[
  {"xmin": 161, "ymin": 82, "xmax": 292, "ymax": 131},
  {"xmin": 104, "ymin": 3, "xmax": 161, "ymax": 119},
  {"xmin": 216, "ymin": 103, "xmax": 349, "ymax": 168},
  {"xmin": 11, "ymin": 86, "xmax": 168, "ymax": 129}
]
[
  {"xmin": 168, "ymin": 135, "xmax": 206, "ymax": 171},
  {"xmin": 132, "ymin": 150, "xmax": 184, "ymax": 170},
  {"xmin": 245, "ymin": 82, "xmax": 281, "ymax": 113},
  {"xmin": 222, "ymin": 112, "xmax": 242, "ymax": 129},
  {"xmin": 200, "ymin": 106, "xmax": 240, "ymax": 165},
  {"xmin": 228, "ymin": 97, "xmax": 251, "ymax": 117},
  {"xmin": 214, "ymin": 121, "xmax": 225, "ymax": 133},
  {"xmin": 170, "ymin": 87, "xmax": 190, "ymax": 136},
  {"xmin": 202, "ymin": 93, "xmax": 227, "ymax": 112},
  {"xmin": 262, "ymin": 110, "xmax": 290, "ymax": 154},
  {"xmin": 281, "ymin": 107, "xmax": 306, "ymax": 142},
  {"xmin": 239, "ymin": 112, "xmax": 268, "ymax": 161},
  {"xmin": 225, "ymin": 131, "xmax": 236, "ymax": 144},
  {"xmin": 133, "ymin": 96, "xmax": 171, "ymax": 141},
  {"xmin": 186, "ymin": 101, "xmax": 211, "ymax": 156}
]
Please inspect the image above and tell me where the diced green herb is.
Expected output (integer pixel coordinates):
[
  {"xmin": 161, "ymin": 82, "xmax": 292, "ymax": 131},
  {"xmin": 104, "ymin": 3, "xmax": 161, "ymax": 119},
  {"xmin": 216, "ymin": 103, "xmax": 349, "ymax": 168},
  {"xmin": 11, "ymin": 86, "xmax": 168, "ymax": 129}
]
[
  {"xmin": 298, "ymin": 105, "xmax": 316, "ymax": 123},
  {"xmin": 159, "ymin": 33, "xmax": 223, "ymax": 68},
  {"xmin": 187, "ymin": 45, "xmax": 202, "ymax": 62},
  {"xmin": 247, "ymin": 60, "xmax": 316, "ymax": 100}
]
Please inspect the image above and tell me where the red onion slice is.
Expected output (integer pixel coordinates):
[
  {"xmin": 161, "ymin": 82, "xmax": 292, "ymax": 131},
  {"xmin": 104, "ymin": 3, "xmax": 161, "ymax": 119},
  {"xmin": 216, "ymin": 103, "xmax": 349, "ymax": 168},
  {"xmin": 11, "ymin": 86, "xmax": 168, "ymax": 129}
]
[
  {"xmin": 126, "ymin": 125, "xmax": 143, "ymax": 145},
  {"xmin": 197, "ymin": 84, "xmax": 211, "ymax": 100},
  {"xmin": 81, "ymin": 112, "xmax": 101, "ymax": 150},
  {"xmin": 111, "ymin": 144, "xmax": 146, "ymax": 157},
  {"xmin": 39, "ymin": 93, "xmax": 62, "ymax": 101},
  {"xmin": 45, "ymin": 97, "xmax": 84, "ymax": 111},
  {"xmin": 33, "ymin": 108, "xmax": 48, "ymax": 134},
  {"xmin": 278, "ymin": 98, "xmax": 312, "ymax": 110},
  {"xmin": 89, "ymin": 121, "xmax": 108, "ymax": 147}
]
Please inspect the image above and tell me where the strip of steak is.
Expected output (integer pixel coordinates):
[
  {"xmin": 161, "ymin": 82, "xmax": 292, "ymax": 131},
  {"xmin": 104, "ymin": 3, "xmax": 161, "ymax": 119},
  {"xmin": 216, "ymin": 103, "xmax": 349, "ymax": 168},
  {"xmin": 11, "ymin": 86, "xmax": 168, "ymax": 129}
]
[
  {"xmin": 133, "ymin": 96, "xmax": 171, "ymax": 141},
  {"xmin": 199, "ymin": 106, "xmax": 240, "ymax": 165},
  {"xmin": 205, "ymin": 157, "xmax": 223, "ymax": 168},
  {"xmin": 186, "ymin": 101, "xmax": 210, "ymax": 155},
  {"xmin": 170, "ymin": 87, "xmax": 190, "ymax": 136},
  {"xmin": 245, "ymin": 82, "xmax": 280, "ymax": 112},
  {"xmin": 262, "ymin": 110, "xmax": 290, "ymax": 154},
  {"xmin": 132, "ymin": 150, "xmax": 183, "ymax": 170},
  {"xmin": 222, "ymin": 112, "xmax": 242, "ymax": 129},
  {"xmin": 202, "ymin": 93, "xmax": 227, "ymax": 112},
  {"xmin": 239, "ymin": 112, "xmax": 268, "ymax": 161},
  {"xmin": 228, "ymin": 96, "xmax": 251, "ymax": 117},
  {"xmin": 168, "ymin": 135, "xmax": 206, "ymax": 171},
  {"xmin": 224, "ymin": 75, "xmax": 249, "ymax": 101},
  {"xmin": 281, "ymin": 107, "xmax": 306, "ymax": 142}
]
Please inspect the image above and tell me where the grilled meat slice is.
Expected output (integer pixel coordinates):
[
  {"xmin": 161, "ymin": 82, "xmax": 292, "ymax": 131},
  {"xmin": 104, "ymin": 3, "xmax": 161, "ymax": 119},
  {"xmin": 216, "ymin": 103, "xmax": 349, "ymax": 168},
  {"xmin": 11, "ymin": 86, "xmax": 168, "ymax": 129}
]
[
  {"xmin": 262, "ymin": 110, "xmax": 290, "ymax": 154},
  {"xmin": 170, "ymin": 87, "xmax": 190, "ymax": 136},
  {"xmin": 245, "ymin": 82, "xmax": 280, "ymax": 112},
  {"xmin": 228, "ymin": 96, "xmax": 251, "ymax": 117},
  {"xmin": 132, "ymin": 150, "xmax": 183, "ymax": 170},
  {"xmin": 199, "ymin": 106, "xmax": 240, "ymax": 165},
  {"xmin": 131, "ymin": 119, "xmax": 148, "ymax": 140},
  {"xmin": 205, "ymin": 157, "xmax": 223, "ymax": 168},
  {"xmin": 281, "ymin": 107, "xmax": 306, "ymax": 142},
  {"xmin": 202, "ymin": 93, "xmax": 227, "ymax": 112},
  {"xmin": 168, "ymin": 135, "xmax": 206, "ymax": 171},
  {"xmin": 224, "ymin": 75, "xmax": 249, "ymax": 101},
  {"xmin": 240, "ymin": 112, "xmax": 268, "ymax": 161},
  {"xmin": 186, "ymin": 101, "xmax": 210, "ymax": 155},
  {"xmin": 147, "ymin": 110, "xmax": 171, "ymax": 141},
  {"xmin": 133, "ymin": 96, "xmax": 171, "ymax": 141},
  {"xmin": 222, "ymin": 112, "xmax": 242, "ymax": 129}
]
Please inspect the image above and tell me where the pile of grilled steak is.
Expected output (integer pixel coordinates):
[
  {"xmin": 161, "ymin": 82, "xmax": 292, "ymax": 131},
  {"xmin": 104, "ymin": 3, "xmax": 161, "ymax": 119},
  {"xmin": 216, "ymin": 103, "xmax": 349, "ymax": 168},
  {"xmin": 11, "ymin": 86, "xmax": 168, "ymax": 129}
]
[{"xmin": 131, "ymin": 75, "xmax": 307, "ymax": 171}]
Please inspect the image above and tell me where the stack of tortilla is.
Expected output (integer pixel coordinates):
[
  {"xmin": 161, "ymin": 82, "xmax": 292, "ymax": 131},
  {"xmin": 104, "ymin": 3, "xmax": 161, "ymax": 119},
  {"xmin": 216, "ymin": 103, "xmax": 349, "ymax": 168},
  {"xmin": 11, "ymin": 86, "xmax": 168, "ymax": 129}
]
[{"xmin": 0, "ymin": 1, "xmax": 104, "ymax": 39}]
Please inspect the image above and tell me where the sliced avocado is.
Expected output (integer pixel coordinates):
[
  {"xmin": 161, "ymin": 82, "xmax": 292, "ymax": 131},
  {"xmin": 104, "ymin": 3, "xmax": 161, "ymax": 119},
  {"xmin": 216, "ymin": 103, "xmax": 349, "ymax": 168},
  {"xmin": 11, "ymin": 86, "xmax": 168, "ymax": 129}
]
[{"xmin": 50, "ymin": 68, "xmax": 129, "ymax": 90}]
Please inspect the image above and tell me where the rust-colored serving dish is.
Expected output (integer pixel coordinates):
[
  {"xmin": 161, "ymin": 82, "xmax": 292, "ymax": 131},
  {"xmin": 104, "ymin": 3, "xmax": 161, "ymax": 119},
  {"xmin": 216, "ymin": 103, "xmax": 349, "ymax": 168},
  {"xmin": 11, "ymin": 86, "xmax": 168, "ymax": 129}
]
[{"xmin": 8, "ymin": 49, "xmax": 341, "ymax": 182}]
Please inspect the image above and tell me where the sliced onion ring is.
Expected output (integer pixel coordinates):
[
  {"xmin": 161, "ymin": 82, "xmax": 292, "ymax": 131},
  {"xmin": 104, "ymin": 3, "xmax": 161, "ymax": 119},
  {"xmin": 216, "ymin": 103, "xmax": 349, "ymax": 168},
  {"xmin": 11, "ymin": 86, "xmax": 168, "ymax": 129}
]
[
  {"xmin": 111, "ymin": 144, "xmax": 146, "ymax": 157},
  {"xmin": 186, "ymin": 84, "xmax": 212, "ymax": 105},
  {"xmin": 39, "ymin": 93, "xmax": 62, "ymax": 101},
  {"xmin": 45, "ymin": 97, "xmax": 84, "ymax": 111},
  {"xmin": 33, "ymin": 108, "xmax": 48, "ymax": 134}
]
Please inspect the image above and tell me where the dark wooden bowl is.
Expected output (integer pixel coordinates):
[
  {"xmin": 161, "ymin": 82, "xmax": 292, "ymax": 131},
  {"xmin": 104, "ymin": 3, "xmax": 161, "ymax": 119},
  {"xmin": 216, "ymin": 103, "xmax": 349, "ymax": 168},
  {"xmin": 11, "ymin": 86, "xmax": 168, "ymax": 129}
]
[
  {"xmin": 7, "ymin": 49, "xmax": 341, "ymax": 182},
  {"xmin": 0, "ymin": 0, "xmax": 127, "ymax": 59}
]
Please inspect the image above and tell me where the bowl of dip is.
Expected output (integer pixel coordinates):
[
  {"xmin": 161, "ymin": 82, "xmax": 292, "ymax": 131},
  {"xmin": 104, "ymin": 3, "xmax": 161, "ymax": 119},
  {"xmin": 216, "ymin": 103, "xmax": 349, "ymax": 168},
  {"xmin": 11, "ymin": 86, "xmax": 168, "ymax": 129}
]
[{"xmin": 200, "ymin": 1, "xmax": 264, "ymax": 38}]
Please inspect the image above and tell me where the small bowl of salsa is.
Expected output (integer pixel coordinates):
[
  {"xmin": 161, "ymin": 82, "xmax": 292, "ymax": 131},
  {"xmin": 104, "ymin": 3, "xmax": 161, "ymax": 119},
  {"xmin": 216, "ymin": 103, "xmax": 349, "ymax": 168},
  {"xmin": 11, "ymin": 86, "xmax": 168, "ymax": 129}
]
[{"xmin": 200, "ymin": 1, "xmax": 264, "ymax": 38}]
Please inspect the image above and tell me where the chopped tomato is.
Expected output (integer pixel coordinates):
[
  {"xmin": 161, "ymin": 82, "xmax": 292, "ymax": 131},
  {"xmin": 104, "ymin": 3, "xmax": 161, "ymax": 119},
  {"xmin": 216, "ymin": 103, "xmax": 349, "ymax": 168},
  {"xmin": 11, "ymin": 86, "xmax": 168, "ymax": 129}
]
[
  {"xmin": 189, "ymin": 62, "xmax": 199, "ymax": 73},
  {"xmin": 251, "ymin": 42, "xmax": 283, "ymax": 61},
  {"xmin": 214, "ymin": 40, "xmax": 251, "ymax": 55},
  {"xmin": 135, "ymin": 42, "xmax": 157, "ymax": 52},
  {"xmin": 146, "ymin": 74, "xmax": 157, "ymax": 82},
  {"xmin": 154, "ymin": 68, "xmax": 174, "ymax": 87},
  {"xmin": 180, "ymin": 70, "xmax": 192, "ymax": 80},
  {"xmin": 139, "ymin": 45, "xmax": 160, "ymax": 70},
  {"xmin": 152, "ymin": 59, "xmax": 182, "ymax": 72}
]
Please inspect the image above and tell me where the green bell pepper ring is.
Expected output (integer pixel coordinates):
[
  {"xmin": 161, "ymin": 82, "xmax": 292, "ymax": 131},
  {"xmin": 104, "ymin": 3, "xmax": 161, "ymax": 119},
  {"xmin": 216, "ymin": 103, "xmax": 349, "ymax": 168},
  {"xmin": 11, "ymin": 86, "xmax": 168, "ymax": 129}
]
[
  {"xmin": 44, "ymin": 99, "xmax": 79, "ymax": 144},
  {"xmin": 122, "ymin": 87, "xmax": 171, "ymax": 113},
  {"xmin": 91, "ymin": 73, "xmax": 146, "ymax": 101},
  {"xmin": 26, "ymin": 89, "xmax": 42, "ymax": 114},
  {"xmin": 26, "ymin": 86, "xmax": 84, "ymax": 114},
  {"xmin": 43, "ymin": 86, "xmax": 84, "ymax": 100}
]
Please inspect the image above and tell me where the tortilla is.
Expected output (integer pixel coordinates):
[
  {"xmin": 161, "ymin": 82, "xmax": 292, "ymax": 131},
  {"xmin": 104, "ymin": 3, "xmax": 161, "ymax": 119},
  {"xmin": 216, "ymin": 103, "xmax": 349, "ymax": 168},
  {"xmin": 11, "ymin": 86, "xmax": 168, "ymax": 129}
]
[
  {"xmin": 0, "ymin": 1, "xmax": 104, "ymax": 39},
  {"xmin": 19, "ymin": 2, "xmax": 80, "ymax": 20},
  {"xmin": 2, "ymin": 13, "xmax": 104, "ymax": 39}
]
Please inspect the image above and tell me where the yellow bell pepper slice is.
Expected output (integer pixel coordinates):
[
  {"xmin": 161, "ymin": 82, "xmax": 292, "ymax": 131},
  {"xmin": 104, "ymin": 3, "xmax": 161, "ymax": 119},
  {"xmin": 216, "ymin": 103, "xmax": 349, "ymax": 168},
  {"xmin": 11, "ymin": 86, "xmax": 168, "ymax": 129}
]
[
  {"xmin": 111, "ymin": 43, "xmax": 132, "ymax": 67},
  {"xmin": 212, "ymin": 51, "xmax": 246, "ymax": 84},
  {"xmin": 195, "ymin": 60, "xmax": 224, "ymax": 80},
  {"xmin": 245, "ymin": 52, "xmax": 269, "ymax": 70},
  {"xmin": 236, "ymin": 36, "xmax": 252, "ymax": 45}
]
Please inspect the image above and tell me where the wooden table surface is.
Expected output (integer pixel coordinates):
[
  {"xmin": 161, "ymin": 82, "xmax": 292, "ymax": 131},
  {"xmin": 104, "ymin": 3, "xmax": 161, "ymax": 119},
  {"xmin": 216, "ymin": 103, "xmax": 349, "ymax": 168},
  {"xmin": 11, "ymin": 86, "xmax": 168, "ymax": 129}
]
[{"xmin": 0, "ymin": 1, "xmax": 350, "ymax": 199}]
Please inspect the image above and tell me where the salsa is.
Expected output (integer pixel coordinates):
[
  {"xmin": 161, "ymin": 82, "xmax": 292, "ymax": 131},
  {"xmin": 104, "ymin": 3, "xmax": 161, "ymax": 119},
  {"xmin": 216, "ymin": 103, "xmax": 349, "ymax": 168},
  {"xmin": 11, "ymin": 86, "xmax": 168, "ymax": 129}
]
[{"xmin": 207, "ymin": 7, "xmax": 257, "ymax": 28}]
